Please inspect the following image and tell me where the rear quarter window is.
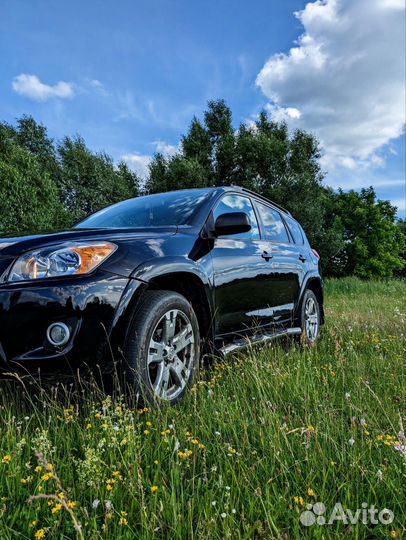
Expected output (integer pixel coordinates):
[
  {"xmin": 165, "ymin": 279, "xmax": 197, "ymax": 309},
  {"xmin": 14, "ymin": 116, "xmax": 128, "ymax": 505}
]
[{"xmin": 284, "ymin": 215, "xmax": 305, "ymax": 245}]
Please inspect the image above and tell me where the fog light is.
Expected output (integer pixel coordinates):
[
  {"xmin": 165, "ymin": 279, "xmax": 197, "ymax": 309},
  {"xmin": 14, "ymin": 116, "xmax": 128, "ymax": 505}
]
[{"xmin": 46, "ymin": 322, "xmax": 70, "ymax": 347}]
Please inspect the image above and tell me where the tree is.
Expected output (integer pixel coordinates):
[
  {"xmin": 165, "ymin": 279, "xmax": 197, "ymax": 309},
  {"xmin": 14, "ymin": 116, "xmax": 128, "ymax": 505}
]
[
  {"xmin": 332, "ymin": 187, "xmax": 405, "ymax": 278},
  {"xmin": 58, "ymin": 136, "xmax": 140, "ymax": 221},
  {"xmin": 0, "ymin": 126, "xmax": 66, "ymax": 232}
]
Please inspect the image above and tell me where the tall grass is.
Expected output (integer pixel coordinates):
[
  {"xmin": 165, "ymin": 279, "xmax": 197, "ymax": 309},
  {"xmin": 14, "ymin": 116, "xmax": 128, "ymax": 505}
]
[{"xmin": 0, "ymin": 278, "xmax": 404, "ymax": 539}]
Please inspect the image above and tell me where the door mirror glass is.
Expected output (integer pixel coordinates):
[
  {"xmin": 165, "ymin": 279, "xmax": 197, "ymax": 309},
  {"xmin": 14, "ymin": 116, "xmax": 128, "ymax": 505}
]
[{"xmin": 214, "ymin": 212, "xmax": 251, "ymax": 236}]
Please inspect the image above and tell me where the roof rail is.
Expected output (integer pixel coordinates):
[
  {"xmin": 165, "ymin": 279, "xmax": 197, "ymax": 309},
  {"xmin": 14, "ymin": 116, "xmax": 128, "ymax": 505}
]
[{"xmin": 237, "ymin": 186, "xmax": 292, "ymax": 216}]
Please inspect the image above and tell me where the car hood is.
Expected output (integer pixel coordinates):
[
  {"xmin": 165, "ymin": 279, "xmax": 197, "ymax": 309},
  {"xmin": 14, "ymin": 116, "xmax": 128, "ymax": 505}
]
[{"xmin": 0, "ymin": 227, "xmax": 178, "ymax": 257}]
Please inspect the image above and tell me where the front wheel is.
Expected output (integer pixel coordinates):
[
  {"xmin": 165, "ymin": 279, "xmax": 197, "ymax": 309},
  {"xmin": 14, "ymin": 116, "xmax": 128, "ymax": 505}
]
[
  {"xmin": 123, "ymin": 290, "xmax": 200, "ymax": 405},
  {"xmin": 298, "ymin": 290, "xmax": 321, "ymax": 346}
]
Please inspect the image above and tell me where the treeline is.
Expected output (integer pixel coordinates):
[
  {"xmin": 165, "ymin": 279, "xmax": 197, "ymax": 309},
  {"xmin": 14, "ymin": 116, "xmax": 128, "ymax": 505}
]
[{"xmin": 0, "ymin": 100, "xmax": 404, "ymax": 278}]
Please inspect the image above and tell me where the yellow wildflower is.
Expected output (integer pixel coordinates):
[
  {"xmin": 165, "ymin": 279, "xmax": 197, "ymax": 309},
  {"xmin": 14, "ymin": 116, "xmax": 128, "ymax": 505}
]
[
  {"xmin": 41, "ymin": 472, "xmax": 54, "ymax": 482},
  {"xmin": 34, "ymin": 465, "xmax": 42, "ymax": 473},
  {"xmin": 119, "ymin": 517, "xmax": 128, "ymax": 526},
  {"xmin": 143, "ymin": 429, "xmax": 150, "ymax": 436},
  {"xmin": 35, "ymin": 530, "xmax": 46, "ymax": 540},
  {"xmin": 67, "ymin": 501, "xmax": 77, "ymax": 509},
  {"xmin": 95, "ymin": 412, "xmax": 102, "ymax": 419},
  {"xmin": 146, "ymin": 421, "xmax": 152, "ymax": 427},
  {"xmin": 51, "ymin": 503, "xmax": 63, "ymax": 514},
  {"xmin": 151, "ymin": 485, "xmax": 159, "ymax": 494},
  {"xmin": 191, "ymin": 439, "xmax": 199, "ymax": 445},
  {"xmin": 307, "ymin": 488, "xmax": 316, "ymax": 497},
  {"xmin": 2, "ymin": 455, "xmax": 11, "ymax": 465}
]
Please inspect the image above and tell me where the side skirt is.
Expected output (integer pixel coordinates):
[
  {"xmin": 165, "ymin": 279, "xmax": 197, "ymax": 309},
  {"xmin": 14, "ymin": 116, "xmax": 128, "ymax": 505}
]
[{"xmin": 219, "ymin": 327, "xmax": 302, "ymax": 357}]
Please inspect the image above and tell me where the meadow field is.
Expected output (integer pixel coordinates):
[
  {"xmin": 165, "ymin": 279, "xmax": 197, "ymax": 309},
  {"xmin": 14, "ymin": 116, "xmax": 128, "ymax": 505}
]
[{"xmin": 0, "ymin": 278, "xmax": 404, "ymax": 540}]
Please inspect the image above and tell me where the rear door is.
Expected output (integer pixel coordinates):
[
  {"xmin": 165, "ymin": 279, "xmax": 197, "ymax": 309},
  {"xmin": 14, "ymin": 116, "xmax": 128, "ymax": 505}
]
[{"xmin": 253, "ymin": 201, "xmax": 303, "ymax": 323}]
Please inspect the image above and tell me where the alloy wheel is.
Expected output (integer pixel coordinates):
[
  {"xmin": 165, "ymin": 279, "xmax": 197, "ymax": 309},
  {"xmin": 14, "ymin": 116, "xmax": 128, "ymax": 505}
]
[
  {"xmin": 147, "ymin": 309, "xmax": 195, "ymax": 400},
  {"xmin": 304, "ymin": 296, "xmax": 319, "ymax": 342}
]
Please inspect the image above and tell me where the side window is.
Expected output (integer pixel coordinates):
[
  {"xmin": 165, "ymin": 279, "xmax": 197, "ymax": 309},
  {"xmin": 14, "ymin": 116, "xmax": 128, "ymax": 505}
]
[
  {"xmin": 213, "ymin": 194, "xmax": 260, "ymax": 239},
  {"xmin": 284, "ymin": 215, "xmax": 305, "ymax": 245},
  {"xmin": 255, "ymin": 202, "xmax": 289, "ymax": 243}
]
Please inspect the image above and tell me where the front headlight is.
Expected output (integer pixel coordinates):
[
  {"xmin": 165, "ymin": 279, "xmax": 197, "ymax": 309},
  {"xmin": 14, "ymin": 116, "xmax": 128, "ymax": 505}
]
[{"xmin": 5, "ymin": 241, "xmax": 117, "ymax": 283}]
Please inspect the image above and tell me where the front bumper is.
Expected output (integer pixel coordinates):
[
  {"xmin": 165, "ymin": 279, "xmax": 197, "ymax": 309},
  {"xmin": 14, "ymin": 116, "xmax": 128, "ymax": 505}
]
[{"xmin": 0, "ymin": 271, "xmax": 138, "ymax": 374}]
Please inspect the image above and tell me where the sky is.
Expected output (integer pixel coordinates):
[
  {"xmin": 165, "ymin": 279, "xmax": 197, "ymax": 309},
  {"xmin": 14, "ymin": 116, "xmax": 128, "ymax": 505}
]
[{"xmin": 1, "ymin": 0, "xmax": 405, "ymax": 216}]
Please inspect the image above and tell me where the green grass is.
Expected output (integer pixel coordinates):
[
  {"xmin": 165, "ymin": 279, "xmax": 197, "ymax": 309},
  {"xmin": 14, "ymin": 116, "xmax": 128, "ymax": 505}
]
[{"xmin": 0, "ymin": 278, "xmax": 405, "ymax": 540}]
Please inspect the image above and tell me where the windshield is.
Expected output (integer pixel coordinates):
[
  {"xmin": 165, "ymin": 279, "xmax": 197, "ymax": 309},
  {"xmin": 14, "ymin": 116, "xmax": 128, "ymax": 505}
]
[{"xmin": 75, "ymin": 189, "xmax": 212, "ymax": 229}]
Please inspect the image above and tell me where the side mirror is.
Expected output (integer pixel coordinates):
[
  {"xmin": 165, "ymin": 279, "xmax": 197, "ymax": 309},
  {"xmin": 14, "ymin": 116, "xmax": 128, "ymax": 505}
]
[{"xmin": 214, "ymin": 212, "xmax": 251, "ymax": 236}]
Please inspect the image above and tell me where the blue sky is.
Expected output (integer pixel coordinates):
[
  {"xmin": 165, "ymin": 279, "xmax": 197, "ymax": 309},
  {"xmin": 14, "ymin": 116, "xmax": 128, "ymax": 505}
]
[{"xmin": 1, "ymin": 0, "xmax": 405, "ymax": 216}]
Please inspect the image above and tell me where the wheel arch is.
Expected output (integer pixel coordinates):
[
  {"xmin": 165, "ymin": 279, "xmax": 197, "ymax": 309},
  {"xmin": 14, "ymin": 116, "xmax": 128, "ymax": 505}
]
[{"xmin": 296, "ymin": 276, "xmax": 325, "ymax": 325}]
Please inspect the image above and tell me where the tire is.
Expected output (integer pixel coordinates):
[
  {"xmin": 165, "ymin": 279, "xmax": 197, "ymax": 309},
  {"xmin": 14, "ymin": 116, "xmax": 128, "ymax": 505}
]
[
  {"xmin": 298, "ymin": 289, "xmax": 321, "ymax": 346},
  {"xmin": 122, "ymin": 290, "xmax": 200, "ymax": 405}
]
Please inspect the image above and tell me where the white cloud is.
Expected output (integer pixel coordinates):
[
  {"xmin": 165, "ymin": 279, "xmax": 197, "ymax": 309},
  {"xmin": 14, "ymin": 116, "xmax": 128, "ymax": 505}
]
[
  {"xmin": 12, "ymin": 74, "xmax": 75, "ymax": 101},
  {"xmin": 121, "ymin": 140, "xmax": 180, "ymax": 178},
  {"xmin": 86, "ymin": 79, "xmax": 108, "ymax": 96},
  {"xmin": 121, "ymin": 153, "xmax": 152, "ymax": 178},
  {"xmin": 256, "ymin": 0, "xmax": 405, "ymax": 172},
  {"xmin": 151, "ymin": 140, "xmax": 179, "ymax": 156}
]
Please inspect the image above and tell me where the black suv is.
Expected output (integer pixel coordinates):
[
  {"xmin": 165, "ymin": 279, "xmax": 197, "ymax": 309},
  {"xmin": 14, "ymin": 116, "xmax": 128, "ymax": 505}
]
[{"xmin": 0, "ymin": 187, "xmax": 323, "ymax": 403}]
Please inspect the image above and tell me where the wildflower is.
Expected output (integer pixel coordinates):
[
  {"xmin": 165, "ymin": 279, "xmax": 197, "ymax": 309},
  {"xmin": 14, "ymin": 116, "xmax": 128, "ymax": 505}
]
[
  {"xmin": 41, "ymin": 472, "xmax": 54, "ymax": 482},
  {"xmin": 105, "ymin": 500, "xmax": 113, "ymax": 510},
  {"xmin": 30, "ymin": 520, "xmax": 38, "ymax": 528},
  {"xmin": 2, "ymin": 455, "xmax": 11, "ymax": 465},
  {"xmin": 293, "ymin": 496, "xmax": 304, "ymax": 505},
  {"xmin": 119, "ymin": 517, "xmax": 128, "ymax": 526},
  {"xmin": 51, "ymin": 503, "xmax": 63, "ymax": 514},
  {"xmin": 215, "ymin": 431, "xmax": 221, "ymax": 436},
  {"xmin": 113, "ymin": 470, "xmax": 122, "ymax": 479},
  {"xmin": 58, "ymin": 492, "xmax": 65, "ymax": 500},
  {"xmin": 307, "ymin": 425, "xmax": 315, "ymax": 432},
  {"xmin": 106, "ymin": 484, "xmax": 113, "ymax": 492},
  {"xmin": 67, "ymin": 501, "xmax": 77, "ymax": 509},
  {"xmin": 221, "ymin": 512, "xmax": 227, "ymax": 518},
  {"xmin": 330, "ymin": 461, "xmax": 336, "ymax": 467},
  {"xmin": 95, "ymin": 413, "xmax": 102, "ymax": 419},
  {"xmin": 345, "ymin": 392, "xmax": 351, "ymax": 400},
  {"xmin": 307, "ymin": 488, "xmax": 316, "ymax": 497},
  {"xmin": 151, "ymin": 485, "xmax": 159, "ymax": 494},
  {"xmin": 144, "ymin": 429, "xmax": 150, "ymax": 436},
  {"xmin": 391, "ymin": 531, "xmax": 398, "ymax": 539},
  {"xmin": 20, "ymin": 476, "xmax": 33, "ymax": 485},
  {"xmin": 146, "ymin": 421, "xmax": 152, "ymax": 427},
  {"xmin": 232, "ymin": 508, "xmax": 236, "ymax": 514},
  {"xmin": 348, "ymin": 438, "xmax": 355, "ymax": 447},
  {"xmin": 154, "ymin": 460, "xmax": 159, "ymax": 465},
  {"xmin": 161, "ymin": 429, "xmax": 171, "ymax": 436},
  {"xmin": 86, "ymin": 423, "xmax": 92, "ymax": 430},
  {"xmin": 377, "ymin": 434, "xmax": 385, "ymax": 441},
  {"xmin": 46, "ymin": 464, "xmax": 54, "ymax": 471},
  {"xmin": 377, "ymin": 470, "xmax": 383, "ymax": 482},
  {"xmin": 191, "ymin": 439, "xmax": 199, "ymax": 445},
  {"xmin": 34, "ymin": 465, "xmax": 43, "ymax": 473},
  {"xmin": 199, "ymin": 443, "xmax": 205, "ymax": 450},
  {"xmin": 92, "ymin": 499, "xmax": 100, "ymax": 509},
  {"xmin": 394, "ymin": 444, "xmax": 406, "ymax": 455},
  {"xmin": 35, "ymin": 530, "xmax": 46, "ymax": 540}
]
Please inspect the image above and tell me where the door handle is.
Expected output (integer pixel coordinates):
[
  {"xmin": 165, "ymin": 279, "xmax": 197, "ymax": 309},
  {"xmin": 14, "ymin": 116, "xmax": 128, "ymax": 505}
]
[
  {"xmin": 261, "ymin": 251, "xmax": 273, "ymax": 261},
  {"xmin": 299, "ymin": 254, "xmax": 307, "ymax": 263}
]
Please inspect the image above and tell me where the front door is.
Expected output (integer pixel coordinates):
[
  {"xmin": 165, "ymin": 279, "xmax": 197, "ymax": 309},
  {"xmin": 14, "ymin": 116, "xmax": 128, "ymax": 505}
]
[{"xmin": 210, "ymin": 194, "xmax": 276, "ymax": 335}]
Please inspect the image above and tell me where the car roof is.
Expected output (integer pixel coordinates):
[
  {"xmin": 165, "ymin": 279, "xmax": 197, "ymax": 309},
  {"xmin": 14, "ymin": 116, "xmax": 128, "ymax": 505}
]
[{"xmin": 147, "ymin": 186, "xmax": 292, "ymax": 218}]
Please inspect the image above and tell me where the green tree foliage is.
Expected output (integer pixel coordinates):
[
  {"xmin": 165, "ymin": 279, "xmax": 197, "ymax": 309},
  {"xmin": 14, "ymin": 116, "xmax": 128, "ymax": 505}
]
[
  {"xmin": 58, "ymin": 136, "xmax": 139, "ymax": 221},
  {"xmin": 331, "ymin": 188, "xmax": 405, "ymax": 278},
  {"xmin": 0, "ymin": 116, "xmax": 140, "ymax": 229},
  {"xmin": 0, "ymin": 125, "xmax": 66, "ymax": 233},
  {"xmin": 0, "ymin": 108, "xmax": 403, "ymax": 278}
]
